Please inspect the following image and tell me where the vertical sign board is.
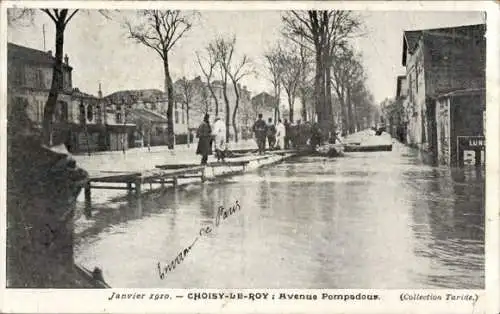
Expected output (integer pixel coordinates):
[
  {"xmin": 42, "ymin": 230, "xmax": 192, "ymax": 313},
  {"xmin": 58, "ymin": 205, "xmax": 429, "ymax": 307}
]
[{"xmin": 456, "ymin": 136, "xmax": 485, "ymax": 166}]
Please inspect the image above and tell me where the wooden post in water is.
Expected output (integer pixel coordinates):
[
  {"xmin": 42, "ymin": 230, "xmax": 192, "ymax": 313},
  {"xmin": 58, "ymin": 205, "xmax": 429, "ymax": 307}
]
[
  {"xmin": 134, "ymin": 179, "xmax": 142, "ymax": 197},
  {"xmin": 201, "ymin": 167, "xmax": 207, "ymax": 183}
]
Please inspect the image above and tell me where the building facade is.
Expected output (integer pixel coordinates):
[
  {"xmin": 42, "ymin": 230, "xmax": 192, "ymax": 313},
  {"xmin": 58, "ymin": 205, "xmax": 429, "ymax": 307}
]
[
  {"xmin": 104, "ymin": 89, "xmax": 188, "ymax": 146},
  {"xmin": 401, "ymin": 24, "xmax": 486, "ymax": 163},
  {"xmin": 7, "ymin": 43, "xmax": 73, "ymax": 130}
]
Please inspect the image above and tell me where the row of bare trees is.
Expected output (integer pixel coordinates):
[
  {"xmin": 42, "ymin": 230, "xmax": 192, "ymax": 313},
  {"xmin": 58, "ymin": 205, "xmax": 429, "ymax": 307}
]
[
  {"xmin": 266, "ymin": 10, "xmax": 380, "ymax": 137},
  {"xmin": 178, "ymin": 36, "xmax": 254, "ymax": 143}
]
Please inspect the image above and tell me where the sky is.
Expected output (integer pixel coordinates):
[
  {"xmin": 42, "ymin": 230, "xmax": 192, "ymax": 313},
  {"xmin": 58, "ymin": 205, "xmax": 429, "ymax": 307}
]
[{"xmin": 7, "ymin": 9, "xmax": 485, "ymax": 104}]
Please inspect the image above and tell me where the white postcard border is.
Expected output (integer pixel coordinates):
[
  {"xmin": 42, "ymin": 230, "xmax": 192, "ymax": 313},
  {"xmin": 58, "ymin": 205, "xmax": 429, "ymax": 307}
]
[{"xmin": 0, "ymin": 1, "xmax": 498, "ymax": 313}]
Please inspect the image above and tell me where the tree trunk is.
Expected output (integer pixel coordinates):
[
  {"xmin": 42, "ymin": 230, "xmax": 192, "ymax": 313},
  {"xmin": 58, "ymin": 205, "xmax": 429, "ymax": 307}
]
[
  {"xmin": 186, "ymin": 103, "xmax": 190, "ymax": 147},
  {"xmin": 314, "ymin": 49, "xmax": 323, "ymax": 126},
  {"xmin": 300, "ymin": 90, "xmax": 307, "ymax": 122},
  {"xmin": 222, "ymin": 82, "xmax": 230, "ymax": 141},
  {"xmin": 43, "ymin": 20, "xmax": 65, "ymax": 145},
  {"xmin": 324, "ymin": 58, "xmax": 333, "ymax": 137},
  {"xmin": 339, "ymin": 89, "xmax": 348, "ymax": 136},
  {"xmin": 163, "ymin": 56, "xmax": 174, "ymax": 149},
  {"xmin": 288, "ymin": 94, "xmax": 294, "ymax": 123},
  {"xmin": 208, "ymin": 85, "xmax": 219, "ymax": 117},
  {"xmin": 231, "ymin": 82, "xmax": 240, "ymax": 143},
  {"xmin": 346, "ymin": 86, "xmax": 353, "ymax": 134}
]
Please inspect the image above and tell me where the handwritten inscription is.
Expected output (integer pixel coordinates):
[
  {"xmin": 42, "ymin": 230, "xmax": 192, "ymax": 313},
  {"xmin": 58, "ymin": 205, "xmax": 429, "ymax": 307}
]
[{"xmin": 157, "ymin": 201, "xmax": 241, "ymax": 280}]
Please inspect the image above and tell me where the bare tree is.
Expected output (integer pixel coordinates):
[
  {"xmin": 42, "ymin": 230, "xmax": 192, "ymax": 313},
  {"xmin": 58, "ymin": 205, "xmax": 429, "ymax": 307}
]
[
  {"xmin": 264, "ymin": 44, "xmax": 285, "ymax": 123},
  {"xmin": 176, "ymin": 77, "xmax": 195, "ymax": 146},
  {"xmin": 40, "ymin": 9, "xmax": 79, "ymax": 144},
  {"xmin": 196, "ymin": 49, "xmax": 220, "ymax": 116},
  {"xmin": 7, "ymin": 8, "xmax": 35, "ymax": 27},
  {"xmin": 126, "ymin": 10, "xmax": 198, "ymax": 149},
  {"xmin": 280, "ymin": 46, "xmax": 302, "ymax": 123},
  {"xmin": 331, "ymin": 48, "xmax": 364, "ymax": 134},
  {"xmin": 209, "ymin": 36, "xmax": 252, "ymax": 142},
  {"xmin": 282, "ymin": 10, "xmax": 362, "ymax": 137},
  {"xmin": 297, "ymin": 35, "xmax": 314, "ymax": 122}
]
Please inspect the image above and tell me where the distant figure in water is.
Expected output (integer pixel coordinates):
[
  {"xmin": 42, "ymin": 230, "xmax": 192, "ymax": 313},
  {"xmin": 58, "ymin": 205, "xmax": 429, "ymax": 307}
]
[
  {"xmin": 212, "ymin": 116, "xmax": 226, "ymax": 162},
  {"xmin": 196, "ymin": 114, "xmax": 212, "ymax": 165}
]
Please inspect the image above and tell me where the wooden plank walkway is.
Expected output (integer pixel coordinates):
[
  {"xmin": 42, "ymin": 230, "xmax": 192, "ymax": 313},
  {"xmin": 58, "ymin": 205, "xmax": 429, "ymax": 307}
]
[{"xmin": 83, "ymin": 153, "xmax": 295, "ymax": 217}]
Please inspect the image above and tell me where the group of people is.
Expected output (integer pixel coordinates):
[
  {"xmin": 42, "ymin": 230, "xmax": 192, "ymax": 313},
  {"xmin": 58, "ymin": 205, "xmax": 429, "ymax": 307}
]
[
  {"xmin": 196, "ymin": 114, "xmax": 227, "ymax": 165},
  {"xmin": 251, "ymin": 114, "xmax": 287, "ymax": 154},
  {"xmin": 251, "ymin": 114, "xmax": 329, "ymax": 154},
  {"xmin": 196, "ymin": 113, "xmax": 339, "ymax": 165}
]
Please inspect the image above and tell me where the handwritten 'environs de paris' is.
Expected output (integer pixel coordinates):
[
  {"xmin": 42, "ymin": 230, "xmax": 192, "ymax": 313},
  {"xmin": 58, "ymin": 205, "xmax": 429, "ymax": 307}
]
[{"xmin": 157, "ymin": 201, "xmax": 241, "ymax": 280}]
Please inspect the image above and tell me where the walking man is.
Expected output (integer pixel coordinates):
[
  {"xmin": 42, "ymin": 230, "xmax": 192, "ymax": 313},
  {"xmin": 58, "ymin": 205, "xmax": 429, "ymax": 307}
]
[
  {"xmin": 275, "ymin": 119, "xmax": 285, "ymax": 150},
  {"xmin": 213, "ymin": 116, "xmax": 226, "ymax": 162},
  {"xmin": 252, "ymin": 114, "xmax": 267, "ymax": 155},
  {"xmin": 196, "ymin": 114, "xmax": 212, "ymax": 165},
  {"xmin": 266, "ymin": 118, "xmax": 276, "ymax": 150}
]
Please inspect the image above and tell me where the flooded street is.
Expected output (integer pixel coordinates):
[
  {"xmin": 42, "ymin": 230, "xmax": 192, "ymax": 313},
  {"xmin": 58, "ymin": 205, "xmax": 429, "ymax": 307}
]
[{"xmin": 74, "ymin": 142, "xmax": 484, "ymax": 289}]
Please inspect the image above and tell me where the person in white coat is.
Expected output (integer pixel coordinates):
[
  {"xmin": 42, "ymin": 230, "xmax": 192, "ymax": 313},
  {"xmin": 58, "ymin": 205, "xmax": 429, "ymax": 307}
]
[
  {"xmin": 275, "ymin": 119, "xmax": 286, "ymax": 150},
  {"xmin": 213, "ymin": 117, "xmax": 227, "ymax": 162}
]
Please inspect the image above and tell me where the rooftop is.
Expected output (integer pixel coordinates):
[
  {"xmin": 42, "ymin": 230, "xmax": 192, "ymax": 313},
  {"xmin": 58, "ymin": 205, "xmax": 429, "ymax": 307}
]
[
  {"xmin": 436, "ymin": 88, "xmax": 486, "ymax": 99},
  {"xmin": 129, "ymin": 108, "xmax": 168, "ymax": 123},
  {"xmin": 105, "ymin": 89, "xmax": 165, "ymax": 103},
  {"xmin": 402, "ymin": 23, "xmax": 486, "ymax": 66},
  {"xmin": 8, "ymin": 42, "xmax": 73, "ymax": 70}
]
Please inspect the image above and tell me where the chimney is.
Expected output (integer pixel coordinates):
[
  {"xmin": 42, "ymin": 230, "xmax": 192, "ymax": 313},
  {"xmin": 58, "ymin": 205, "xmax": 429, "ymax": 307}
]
[
  {"xmin": 98, "ymin": 82, "xmax": 102, "ymax": 99},
  {"xmin": 64, "ymin": 54, "xmax": 69, "ymax": 65}
]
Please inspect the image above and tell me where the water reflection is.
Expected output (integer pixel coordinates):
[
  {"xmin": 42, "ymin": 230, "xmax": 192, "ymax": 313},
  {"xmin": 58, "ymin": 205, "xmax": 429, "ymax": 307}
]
[{"xmin": 75, "ymin": 142, "xmax": 484, "ymax": 289}]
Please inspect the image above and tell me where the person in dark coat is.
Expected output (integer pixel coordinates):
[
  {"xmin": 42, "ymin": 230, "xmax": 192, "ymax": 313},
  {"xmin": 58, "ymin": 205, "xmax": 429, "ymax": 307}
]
[
  {"xmin": 196, "ymin": 114, "xmax": 212, "ymax": 165},
  {"xmin": 310, "ymin": 122, "xmax": 322, "ymax": 150},
  {"xmin": 266, "ymin": 118, "xmax": 276, "ymax": 150},
  {"xmin": 252, "ymin": 114, "xmax": 267, "ymax": 155}
]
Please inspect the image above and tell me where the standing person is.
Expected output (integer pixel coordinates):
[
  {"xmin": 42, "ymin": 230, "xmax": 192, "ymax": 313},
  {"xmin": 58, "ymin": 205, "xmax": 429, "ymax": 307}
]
[
  {"xmin": 295, "ymin": 120, "xmax": 302, "ymax": 148},
  {"xmin": 310, "ymin": 122, "xmax": 322, "ymax": 150},
  {"xmin": 212, "ymin": 116, "xmax": 227, "ymax": 162},
  {"xmin": 252, "ymin": 113, "xmax": 267, "ymax": 155},
  {"xmin": 284, "ymin": 119, "xmax": 291, "ymax": 149},
  {"xmin": 196, "ymin": 114, "xmax": 212, "ymax": 165},
  {"xmin": 275, "ymin": 119, "xmax": 285, "ymax": 150},
  {"xmin": 266, "ymin": 118, "xmax": 276, "ymax": 150}
]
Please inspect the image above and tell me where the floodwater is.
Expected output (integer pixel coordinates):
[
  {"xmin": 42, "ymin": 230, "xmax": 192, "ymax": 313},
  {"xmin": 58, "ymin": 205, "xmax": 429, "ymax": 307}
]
[{"xmin": 74, "ymin": 141, "xmax": 485, "ymax": 289}]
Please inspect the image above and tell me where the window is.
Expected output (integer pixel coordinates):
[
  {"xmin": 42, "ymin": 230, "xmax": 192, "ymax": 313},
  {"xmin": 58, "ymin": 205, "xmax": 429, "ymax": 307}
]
[
  {"xmin": 34, "ymin": 70, "xmax": 44, "ymax": 89},
  {"xmin": 96, "ymin": 105, "xmax": 102, "ymax": 123},
  {"xmin": 87, "ymin": 105, "xmax": 94, "ymax": 122},
  {"xmin": 13, "ymin": 66, "xmax": 25, "ymax": 86},
  {"xmin": 79, "ymin": 103, "xmax": 86, "ymax": 123},
  {"xmin": 116, "ymin": 104, "xmax": 122, "ymax": 123},
  {"xmin": 175, "ymin": 110, "xmax": 179, "ymax": 124}
]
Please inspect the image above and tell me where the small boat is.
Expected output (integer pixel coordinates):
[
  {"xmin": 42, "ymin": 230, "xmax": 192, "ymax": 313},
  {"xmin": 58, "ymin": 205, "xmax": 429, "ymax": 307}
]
[
  {"xmin": 315, "ymin": 143, "xmax": 345, "ymax": 157},
  {"xmin": 75, "ymin": 264, "xmax": 111, "ymax": 288}
]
